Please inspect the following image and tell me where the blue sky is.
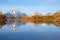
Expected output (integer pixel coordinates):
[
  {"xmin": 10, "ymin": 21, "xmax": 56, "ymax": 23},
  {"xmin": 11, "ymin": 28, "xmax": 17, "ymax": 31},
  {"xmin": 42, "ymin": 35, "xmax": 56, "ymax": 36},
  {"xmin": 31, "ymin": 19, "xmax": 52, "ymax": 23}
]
[
  {"xmin": 0, "ymin": 0, "xmax": 60, "ymax": 15},
  {"xmin": 0, "ymin": 0, "xmax": 60, "ymax": 6}
]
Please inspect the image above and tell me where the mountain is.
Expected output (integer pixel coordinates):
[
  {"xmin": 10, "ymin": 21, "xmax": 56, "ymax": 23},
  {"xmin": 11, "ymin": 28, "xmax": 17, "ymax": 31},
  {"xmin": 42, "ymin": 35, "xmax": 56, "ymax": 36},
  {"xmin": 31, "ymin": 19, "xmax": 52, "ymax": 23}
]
[{"xmin": 6, "ymin": 8, "xmax": 27, "ymax": 18}]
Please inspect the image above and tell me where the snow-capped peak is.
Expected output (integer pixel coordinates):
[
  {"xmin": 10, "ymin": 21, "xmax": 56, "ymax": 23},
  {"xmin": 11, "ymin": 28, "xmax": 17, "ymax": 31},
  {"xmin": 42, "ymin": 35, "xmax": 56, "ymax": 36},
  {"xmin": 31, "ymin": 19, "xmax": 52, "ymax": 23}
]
[{"xmin": 8, "ymin": 8, "xmax": 20, "ymax": 14}]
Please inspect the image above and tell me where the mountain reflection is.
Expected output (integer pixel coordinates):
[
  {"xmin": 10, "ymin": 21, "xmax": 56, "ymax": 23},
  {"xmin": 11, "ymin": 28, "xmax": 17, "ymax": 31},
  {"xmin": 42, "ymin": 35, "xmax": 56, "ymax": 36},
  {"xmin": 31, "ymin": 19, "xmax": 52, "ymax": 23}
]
[{"xmin": 0, "ymin": 9, "xmax": 60, "ymax": 30}]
